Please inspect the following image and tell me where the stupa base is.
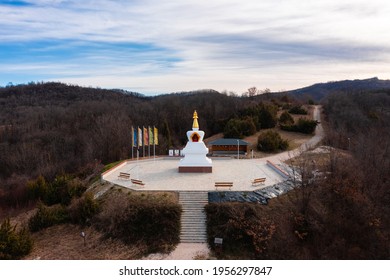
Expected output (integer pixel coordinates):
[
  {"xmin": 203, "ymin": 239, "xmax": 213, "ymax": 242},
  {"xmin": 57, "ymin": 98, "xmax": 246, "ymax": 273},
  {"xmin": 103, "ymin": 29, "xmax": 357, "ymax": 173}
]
[{"xmin": 178, "ymin": 166, "xmax": 212, "ymax": 173}]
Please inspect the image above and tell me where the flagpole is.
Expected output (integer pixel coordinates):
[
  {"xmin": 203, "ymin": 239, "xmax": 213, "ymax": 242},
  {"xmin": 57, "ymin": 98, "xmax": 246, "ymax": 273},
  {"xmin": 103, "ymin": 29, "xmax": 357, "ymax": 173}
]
[
  {"xmin": 131, "ymin": 126, "xmax": 134, "ymax": 160},
  {"xmin": 136, "ymin": 149, "xmax": 139, "ymax": 179},
  {"xmin": 153, "ymin": 126, "xmax": 157, "ymax": 162},
  {"xmin": 143, "ymin": 126, "xmax": 145, "ymax": 159},
  {"xmin": 148, "ymin": 126, "xmax": 151, "ymax": 158}
]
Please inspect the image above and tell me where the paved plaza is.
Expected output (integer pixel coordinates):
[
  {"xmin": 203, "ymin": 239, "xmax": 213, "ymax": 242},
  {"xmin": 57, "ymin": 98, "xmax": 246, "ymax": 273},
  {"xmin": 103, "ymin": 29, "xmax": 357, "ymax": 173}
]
[
  {"xmin": 103, "ymin": 106, "xmax": 323, "ymax": 193},
  {"xmin": 102, "ymin": 157, "xmax": 287, "ymax": 191}
]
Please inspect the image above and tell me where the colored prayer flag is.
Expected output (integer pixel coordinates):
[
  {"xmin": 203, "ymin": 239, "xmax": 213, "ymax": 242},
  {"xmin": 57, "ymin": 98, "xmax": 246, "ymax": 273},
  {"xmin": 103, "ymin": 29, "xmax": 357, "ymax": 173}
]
[
  {"xmin": 138, "ymin": 127, "xmax": 142, "ymax": 147},
  {"xmin": 133, "ymin": 127, "xmax": 138, "ymax": 147},
  {"xmin": 149, "ymin": 126, "xmax": 153, "ymax": 145},
  {"xmin": 154, "ymin": 126, "xmax": 158, "ymax": 145},
  {"xmin": 144, "ymin": 127, "xmax": 148, "ymax": 146}
]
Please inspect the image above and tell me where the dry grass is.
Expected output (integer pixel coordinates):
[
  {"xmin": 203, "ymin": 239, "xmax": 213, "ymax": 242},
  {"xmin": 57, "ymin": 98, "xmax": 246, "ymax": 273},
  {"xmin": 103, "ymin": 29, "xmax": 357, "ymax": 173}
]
[
  {"xmin": 14, "ymin": 184, "xmax": 180, "ymax": 260},
  {"xmin": 242, "ymin": 128, "xmax": 312, "ymax": 158},
  {"xmin": 89, "ymin": 181, "xmax": 179, "ymax": 203},
  {"xmin": 240, "ymin": 105, "xmax": 316, "ymax": 158},
  {"xmin": 285, "ymin": 146, "xmax": 352, "ymax": 169},
  {"xmin": 24, "ymin": 224, "xmax": 147, "ymax": 260}
]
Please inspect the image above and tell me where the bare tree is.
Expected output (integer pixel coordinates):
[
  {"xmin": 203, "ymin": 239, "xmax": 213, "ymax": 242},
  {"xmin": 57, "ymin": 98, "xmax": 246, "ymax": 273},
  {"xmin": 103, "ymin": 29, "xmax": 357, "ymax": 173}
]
[{"xmin": 247, "ymin": 87, "xmax": 258, "ymax": 97}]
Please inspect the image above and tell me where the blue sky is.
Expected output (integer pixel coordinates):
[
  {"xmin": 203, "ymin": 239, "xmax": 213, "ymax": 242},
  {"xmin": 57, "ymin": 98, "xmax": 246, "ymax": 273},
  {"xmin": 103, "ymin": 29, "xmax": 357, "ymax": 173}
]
[{"xmin": 1, "ymin": 0, "xmax": 390, "ymax": 94}]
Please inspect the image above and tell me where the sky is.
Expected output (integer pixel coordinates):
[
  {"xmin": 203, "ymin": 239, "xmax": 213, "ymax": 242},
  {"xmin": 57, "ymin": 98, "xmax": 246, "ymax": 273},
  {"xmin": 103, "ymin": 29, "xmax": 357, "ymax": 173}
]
[{"xmin": 1, "ymin": 0, "xmax": 390, "ymax": 95}]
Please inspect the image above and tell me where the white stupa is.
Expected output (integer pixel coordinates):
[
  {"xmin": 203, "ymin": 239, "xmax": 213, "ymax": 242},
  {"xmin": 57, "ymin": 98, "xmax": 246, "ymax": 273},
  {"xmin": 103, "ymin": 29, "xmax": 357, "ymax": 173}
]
[{"xmin": 178, "ymin": 110, "xmax": 212, "ymax": 173}]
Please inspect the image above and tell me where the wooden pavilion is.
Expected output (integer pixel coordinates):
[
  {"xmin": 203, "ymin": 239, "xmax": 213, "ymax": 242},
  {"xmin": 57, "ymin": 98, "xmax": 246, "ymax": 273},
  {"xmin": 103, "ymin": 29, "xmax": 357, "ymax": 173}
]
[{"xmin": 208, "ymin": 138, "xmax": 249, "ymax": 156}]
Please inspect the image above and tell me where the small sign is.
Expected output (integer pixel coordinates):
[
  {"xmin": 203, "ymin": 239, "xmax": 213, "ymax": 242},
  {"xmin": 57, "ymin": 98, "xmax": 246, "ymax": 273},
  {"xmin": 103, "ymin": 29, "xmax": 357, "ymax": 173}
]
[
  {"xmin": 169, "ymin": 149, "xmax": 174, "ymax": 157},
  {"xmin": 214, "ymin": 237, "xmax": 223, "ymax": 245},
  {"xmin": 174, "ymin": 149, "xmax": 180, "ymax": 156}
]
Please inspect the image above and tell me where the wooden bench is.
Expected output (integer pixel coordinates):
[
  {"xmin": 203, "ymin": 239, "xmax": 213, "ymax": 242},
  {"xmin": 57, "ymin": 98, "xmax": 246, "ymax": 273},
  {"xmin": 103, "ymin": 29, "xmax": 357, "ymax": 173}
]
[
  {"xmin": 215, "ymin": 182, "xmax": 233, "ymax": 190},
  {"xmin": 252, "ymin": 177, "xmax": 266, "ymax": 186},
  {"xmin": 118, "ymin": 172, "xmax": 130, "ymax": 180},
  {"xmin": 131, "ymin": 178, "xmax": 145, "ymax": 187}
]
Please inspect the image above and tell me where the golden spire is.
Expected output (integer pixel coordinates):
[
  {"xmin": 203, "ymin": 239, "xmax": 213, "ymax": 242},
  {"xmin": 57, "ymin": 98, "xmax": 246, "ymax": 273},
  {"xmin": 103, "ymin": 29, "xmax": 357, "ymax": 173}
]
[{"xmin": 192, "ymin": 110, "xmax": 199, "ymax": 129}]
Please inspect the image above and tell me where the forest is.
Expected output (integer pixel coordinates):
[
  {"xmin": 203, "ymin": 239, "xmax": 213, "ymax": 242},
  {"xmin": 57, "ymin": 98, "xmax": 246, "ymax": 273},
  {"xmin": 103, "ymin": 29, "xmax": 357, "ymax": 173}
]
[
  {"xmin": 0, "ymin": 82, "xmax": 389, "ymax": 259},
  {"xmin": 206, "ymin": 89, "xmax": 390, "ymax": 259},
  {"xmin": 0, "ymin": 82, "xmax": 290, "ymax": 209},
  {"xmin": 0, "ymin": 82, "xmax": 274, "ymax": 210}
]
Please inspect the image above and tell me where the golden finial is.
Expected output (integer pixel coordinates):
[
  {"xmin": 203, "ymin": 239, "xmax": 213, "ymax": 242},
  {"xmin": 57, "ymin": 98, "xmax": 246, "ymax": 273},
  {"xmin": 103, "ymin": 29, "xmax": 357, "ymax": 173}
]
[{"xmin": 192, "ymin": 110, "xmax": 199, "ymax": 129}]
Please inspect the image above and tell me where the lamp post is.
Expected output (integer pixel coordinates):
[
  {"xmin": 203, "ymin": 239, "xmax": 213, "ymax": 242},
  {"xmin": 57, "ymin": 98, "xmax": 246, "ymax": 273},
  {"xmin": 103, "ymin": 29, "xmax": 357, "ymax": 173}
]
[
  {"xmin": 80, "ymin": 231, "xmax": 86, "ymax": 246},
  {"xmin": 237, "ymin": 139, "xmax": 240, "ymax": 160}
]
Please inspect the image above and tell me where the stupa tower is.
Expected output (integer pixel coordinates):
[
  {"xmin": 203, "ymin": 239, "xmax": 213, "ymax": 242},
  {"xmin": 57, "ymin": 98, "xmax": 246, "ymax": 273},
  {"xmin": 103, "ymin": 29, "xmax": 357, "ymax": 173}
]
[{"xmin": 178, "ymin": 110, "xmax": 212, "ymax": 173}]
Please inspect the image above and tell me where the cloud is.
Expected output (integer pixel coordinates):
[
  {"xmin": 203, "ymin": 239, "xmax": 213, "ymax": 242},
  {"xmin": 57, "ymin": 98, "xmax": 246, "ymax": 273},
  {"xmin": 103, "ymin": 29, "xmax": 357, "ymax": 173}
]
[
  {"xmin": 0, "ymin": 0, "xmax": 33, "ymax": 6},
  {"xmin": 0, "ymin": 0, "xmax": 390, "ymax": 93}
]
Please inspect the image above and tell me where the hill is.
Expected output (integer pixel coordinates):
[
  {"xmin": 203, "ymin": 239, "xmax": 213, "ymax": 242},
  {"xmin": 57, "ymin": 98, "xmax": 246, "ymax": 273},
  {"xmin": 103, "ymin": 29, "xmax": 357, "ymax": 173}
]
[
  {"xmin": 1, "ymin": 79, "xmax": 388, "ymax": 189},
  {"xmin": 284, "ymin": 77, "xmax": 390, "ymax": 101},
  {"xmin": 1, "ymin": 81, "xmax": 389, "ymax": 260},
  {"xmin": 0, "ymin": 82, "xmax": 245, "ymax": 205}
]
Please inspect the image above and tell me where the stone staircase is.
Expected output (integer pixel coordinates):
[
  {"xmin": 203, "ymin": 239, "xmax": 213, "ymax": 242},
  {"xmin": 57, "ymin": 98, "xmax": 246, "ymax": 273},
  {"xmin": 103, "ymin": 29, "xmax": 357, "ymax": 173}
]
[{"xmin": 179, "ymin": 191, "xmax": 208, "ymax": 243}]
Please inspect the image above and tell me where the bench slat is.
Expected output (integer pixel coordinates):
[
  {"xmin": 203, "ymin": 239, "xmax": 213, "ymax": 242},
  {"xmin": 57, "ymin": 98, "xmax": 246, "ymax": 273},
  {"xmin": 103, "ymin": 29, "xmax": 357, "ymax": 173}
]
[
  {"xmin": 131, "ymin": 179, "xmax": 145, "ymax": 186},
  {"xmin": 118, "ymin": 172, "xmax": 130, "ymax": 180},
  {"xmin": 215, "ymin": 182, "xmax": 233, "ymax": 190},
  {"xmin": 252, "ymin": 177, "xmax": 266, "ymax": 185}
]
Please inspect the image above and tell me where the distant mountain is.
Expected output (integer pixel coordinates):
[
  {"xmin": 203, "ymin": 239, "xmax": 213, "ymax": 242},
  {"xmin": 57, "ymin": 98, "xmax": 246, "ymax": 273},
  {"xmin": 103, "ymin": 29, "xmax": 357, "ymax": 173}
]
[{"xmin": 285, "ymin": 77, "xmax": 390, "ymax": 101}]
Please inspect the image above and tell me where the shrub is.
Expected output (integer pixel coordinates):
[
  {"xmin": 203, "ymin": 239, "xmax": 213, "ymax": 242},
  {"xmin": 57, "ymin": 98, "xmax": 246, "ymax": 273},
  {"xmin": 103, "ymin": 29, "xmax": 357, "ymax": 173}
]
[
  {"xmin": 28, "ymin": 203, "xmax": 69, "ymax": 232},
  {"xmin": 224, "ymin": 119, "xmax": 241, "ymax": 138},
  {"xmin": 281, "ymin": 119, "xmax": 318, "ymax": 134},
  {"xmin": 56, "ymin": 176, "xmax": 86, "ymax": 206},
  {"xmin": 68, "ymin": 193, "xmax": 101, "ymax": 225},
  {"xmin": 27, "ymin": 175, "xmax": 86, "ymax": 206},
  {"xmin": 257, "ymin": 131, "xmax": 289, "ymax": 152},
  {"xmin": 258, "ymin": 104, "xmax": 278, "ymax": 128},
  {"xmin": 279, "ymin": 111, "xmax": 294, "ymax": 125},
  {"xmin": 296, "ymin": 119, "xmax": 318, "ymax": 134},
  {"xmin": 205, "ymin": 203, "xmax": 276, "ymax": 259},
  {"xmin": 224, "ymin": 117, "xmax": 256, "ymax": 138},
  {"xmin": 0, "ymin": 218, "xmax": 33, "ymax": 260},
  {"xmin": 288, "ymin": 105, "xmax": 308, "ymax": 115},
  {"xmin": 95, "ymin": 192, "xmax": 181, "ymax": 254},
  {"xmin": 27, "ymin": 175, "xmax": 48, "ymax": 202}
]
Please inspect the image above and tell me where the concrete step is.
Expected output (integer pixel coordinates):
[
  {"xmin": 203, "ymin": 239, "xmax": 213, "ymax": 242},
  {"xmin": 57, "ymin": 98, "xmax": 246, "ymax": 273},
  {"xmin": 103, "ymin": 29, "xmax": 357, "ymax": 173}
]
[
  {"xmin": 181, "ymin": 218, "xmax": 205, "ymax": 221},
  {"xmin": 181, "ymin": 222, "xmax": 206, "ymax": 226},
  {"xmin": 180, "ymin": 234, "xmax": 207, "ymax": 239},
  {"xmin": 180, "ymin": 237, "xmax": 207, "ymax": 241},
  {"xmin": 181, "ymin": 220, "xmax": 206, "ymax": 224},
  {"xmin": 181, "ymin": 218, "xmax": 205, "ymax": 222},
  {"xmin": 180, "ymin": 240, "xmax": 207, "ymax": 243},
  {"xmin": 180, "ymin": 236, "xmax": 207, "ymax": 240},
  {"xmin": 181, "ymin": 229, "xmax": 206, "ymax": 234},
  {"xmin": 178, "ymin": 191, "xmax": 209, "ymax": 243},
  {"xmin": 181, "ymin": 229, "xmax": 206, "ymax": 232},
  {"xmin": 182, "ymin": 222, "xmax": 206, "ymax": 226}
]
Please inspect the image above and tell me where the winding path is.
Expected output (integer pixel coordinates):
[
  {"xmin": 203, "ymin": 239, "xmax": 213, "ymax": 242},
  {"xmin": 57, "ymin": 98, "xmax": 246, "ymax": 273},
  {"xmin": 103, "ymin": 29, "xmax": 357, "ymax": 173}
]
[
  {"xmin": 266, "ymin": 105, "xmax": 324, "ymax": 164},
  {"xmin": 144, "ymin": 106, "xmax": 324, "ymax": 260}
]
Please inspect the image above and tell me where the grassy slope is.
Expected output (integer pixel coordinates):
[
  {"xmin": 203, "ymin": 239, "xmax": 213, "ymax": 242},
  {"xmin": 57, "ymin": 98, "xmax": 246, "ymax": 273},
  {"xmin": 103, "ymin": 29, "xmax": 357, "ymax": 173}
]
[{"xmin": 17, "ymin": 183, "xmax": 180, "ymax": 260}]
